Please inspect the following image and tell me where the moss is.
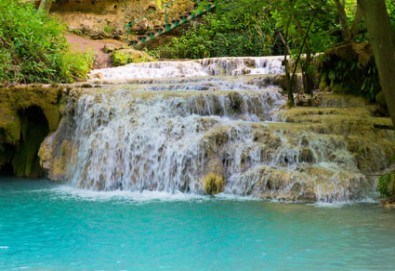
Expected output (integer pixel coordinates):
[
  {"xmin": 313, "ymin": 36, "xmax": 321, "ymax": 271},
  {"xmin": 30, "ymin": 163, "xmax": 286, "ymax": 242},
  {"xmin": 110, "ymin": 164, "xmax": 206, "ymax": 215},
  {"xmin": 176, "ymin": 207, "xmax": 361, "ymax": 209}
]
[
  {"xmin": 0, "ymin": 85, "xmax": 65, "ymax": 177},
  {"xmin": 299, "ymin": 148, "xmax": 315, "ymax": 163},
  {"xmin": 0, "ymin": 105, "xmax": 20, "ymax": 143},
  {"xmin": 111, "ymin": 49, "xmax": 155, "ymax": 66},
  {"xmin": 51, "ymin": 140, "xmax": 73, "ymax": 181},
  {"xmin": 228, "ymin": 92, "xmax": 243, "ymax": 114},
  {"xmin": 0, "ymin": 86, "xmax": 64, "ymax": 135},
  {"xmin": 11, "ymin": 106, "xmax": 50, "ymax": 177},
  {"xmin": 378, "ymin": 173, "xmax": 395, "ymax": 199},
  {"xmin": 318, "ymin": 42, "xmax": 380, "ymax": 100},
  {"xmin": 202, "ymin": 173, "xmax": 225, "ymax": 195}
]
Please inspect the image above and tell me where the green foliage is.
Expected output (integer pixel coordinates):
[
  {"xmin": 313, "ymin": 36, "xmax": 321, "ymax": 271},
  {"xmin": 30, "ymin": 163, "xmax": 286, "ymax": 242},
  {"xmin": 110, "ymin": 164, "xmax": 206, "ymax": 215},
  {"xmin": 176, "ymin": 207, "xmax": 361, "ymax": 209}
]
[
  {"xmin": 378, "ymin": 173, "xmax": 395, "ymax": 198},
  {"xmin": 58, "ymin": 51, "xmax": 94, "ymax": 83},
  {"xmin": 318, "ymin": 45, "xmax": 381, "ymax": 100},
  {"xmin": 111, "ymin": 49, "xmax": 155, "ymax": 66},
  {"xmin": 104, "ymin": 25, "xmax": 113, "ymax": 34},
  {"xmin": 386, "ymin": 0, "xmax": 395, "ymax": 32},
  {"xmin": 0, "ymin": 0, "xmax": 92, "ymax": 84},
  {"xmin": 153, "ymin": 0, "xmax": 393, "ymax": 61},
  {"xmin": 154, "ymin": 0, "xmax": 275, "ymax": 58},
  {"xmin": 271, "ymin": 0, "xmax": 339, "ymax": 58}
]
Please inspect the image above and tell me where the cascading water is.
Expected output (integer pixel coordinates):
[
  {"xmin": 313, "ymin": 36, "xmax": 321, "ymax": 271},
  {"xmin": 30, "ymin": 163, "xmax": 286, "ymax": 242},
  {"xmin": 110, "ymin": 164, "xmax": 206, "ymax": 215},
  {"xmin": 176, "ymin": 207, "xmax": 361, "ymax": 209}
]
[
  {"xmin": 89, "ymin": 56, "xmax": 284, "ymax": 81},
  {"xmin": 69, "ymin": 83, "xmax": 285, "ymax": 192},
  {"xmin": 40, "ymin": 56, "xmax": 395, "ymax": 202}
]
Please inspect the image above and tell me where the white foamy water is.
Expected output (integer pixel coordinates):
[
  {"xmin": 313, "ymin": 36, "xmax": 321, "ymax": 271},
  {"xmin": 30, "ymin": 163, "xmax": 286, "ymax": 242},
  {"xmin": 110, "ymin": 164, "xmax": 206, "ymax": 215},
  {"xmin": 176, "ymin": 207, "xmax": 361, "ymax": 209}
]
[
  {"xmin": 309, "ymin": 197, "xmax": 378, "ymax": 208},
  {"xmin": 41, "ymin": 56, "xmax": 394, "ymax": 202},
  {"xmin": 48, "ymin": 185, "xmax": 260, "ymax": 203},
  {"xmin": 89, "ymin": 56, "xmax": 284, "ymax": 81},
  {"xmin": 67, "ymin": 87, "xmax": 285, "ymax": 193},
  {"xmin": 51, "ymin": 185, "xmax": 205, "ymax": 202}
]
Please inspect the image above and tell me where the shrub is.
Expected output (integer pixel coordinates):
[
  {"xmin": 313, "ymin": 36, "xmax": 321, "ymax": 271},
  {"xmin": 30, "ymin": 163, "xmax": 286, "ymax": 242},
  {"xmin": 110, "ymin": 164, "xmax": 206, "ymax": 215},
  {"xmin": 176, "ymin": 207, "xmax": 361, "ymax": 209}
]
[
  {"xmin": 0, "ymin": 0, "xmax": 93, "ymax": 84},
  {"xmin": 378, "ymin": 173, "xmax": 395, "ymax": 199},
  {"xmin": 111, "ymin": 49, "xmax": 155, "ymax": 66},
  {"xmin": 317, "ymin": 43, "xmax": 381, "ymax": 100},
  {"xmin": 153, "ymin": 0, "xmax": 275, "ymax": 59},
  {"xmin": 58, "ymin": 51, "xmax": 94, "ymax": 83}
]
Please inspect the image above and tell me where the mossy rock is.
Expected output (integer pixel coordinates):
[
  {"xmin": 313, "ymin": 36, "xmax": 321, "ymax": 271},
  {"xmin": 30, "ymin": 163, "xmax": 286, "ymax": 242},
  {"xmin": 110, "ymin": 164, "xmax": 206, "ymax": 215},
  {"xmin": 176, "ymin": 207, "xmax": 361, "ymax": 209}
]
[
  {"xmin": 111, "ymin": 49, "xmax": 155, "ymax": 66},
  {"xmin": 378, "ymin": 173, "xmax": 395, "ymax": 199},
  {"xmin": 202, "ymin": 173, "xmax": 225, "ymax": 195},
  {"xmin": 0, "ymin": 85, "xmax": 65, "ymax": 177}
]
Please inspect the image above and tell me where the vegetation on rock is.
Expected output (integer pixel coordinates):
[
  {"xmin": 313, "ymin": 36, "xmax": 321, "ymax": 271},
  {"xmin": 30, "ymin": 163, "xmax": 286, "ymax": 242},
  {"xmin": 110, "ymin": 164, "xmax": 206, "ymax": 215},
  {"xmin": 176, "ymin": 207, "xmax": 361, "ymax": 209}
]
[
  {"xmin": 317, "ymin": 43, "xmax": 380, "ymax": 100},
  {"xmin": 0, "ymin": 0, "xmax": 92, "ymax": 84},
  {"xmin": 378, "ymin": 172, "xmax": 395, "ymax": 199},
  {"xmin": 154, "ymin": 0, "xmax": 275, "ymax": 59},
  {"xmin": 111, "ymin": 49, "xmax": 156, "ymax": 66},
  {"xmin": 0, "ymin": 86, "xmax": 65, "ymax": 177},
  {"xmin": 202, "ymin": 173, "xmax": 225, "ymax": 195},
  {"xmin": 150, "ymin": 0, "xmax": 394, "ymax": 118}
]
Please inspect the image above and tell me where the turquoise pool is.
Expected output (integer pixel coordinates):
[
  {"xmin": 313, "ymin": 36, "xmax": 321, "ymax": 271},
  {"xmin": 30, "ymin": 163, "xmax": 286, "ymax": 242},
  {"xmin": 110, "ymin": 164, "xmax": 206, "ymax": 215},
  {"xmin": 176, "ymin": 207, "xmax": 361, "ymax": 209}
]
[{"xmin": 1, "ymin": 178, "xmax": 394, "ymax": 271}]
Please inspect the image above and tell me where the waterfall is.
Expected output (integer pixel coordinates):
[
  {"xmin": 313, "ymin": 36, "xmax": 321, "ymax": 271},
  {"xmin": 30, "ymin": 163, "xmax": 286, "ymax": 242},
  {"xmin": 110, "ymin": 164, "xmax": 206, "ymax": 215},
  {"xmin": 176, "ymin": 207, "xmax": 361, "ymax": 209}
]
[
  {"xmin": 89, "ymin": 56, "xmax": 284, "ymax": 81},
  {"xmin": 41, "ymin": 56, "xmax": 395, "ymax": 202},
  {"xmin": 69, "ymin": 86, "xmax": 285, "ymax": 192}
]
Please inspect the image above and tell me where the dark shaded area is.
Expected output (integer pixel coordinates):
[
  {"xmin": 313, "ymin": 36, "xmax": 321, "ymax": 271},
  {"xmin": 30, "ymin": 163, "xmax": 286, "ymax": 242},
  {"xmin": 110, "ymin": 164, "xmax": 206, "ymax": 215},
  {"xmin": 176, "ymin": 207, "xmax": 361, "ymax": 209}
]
[
  {"xmin": 0, "ymin": 131, "xmax": 15, "ymax": 176},
  {"xmin": 318, "ymin": 43, "xmax": 381, "ymax": 101},
  {"xmin": 0, "ymin": 106, "xmax": 49, "ymax": 177}
]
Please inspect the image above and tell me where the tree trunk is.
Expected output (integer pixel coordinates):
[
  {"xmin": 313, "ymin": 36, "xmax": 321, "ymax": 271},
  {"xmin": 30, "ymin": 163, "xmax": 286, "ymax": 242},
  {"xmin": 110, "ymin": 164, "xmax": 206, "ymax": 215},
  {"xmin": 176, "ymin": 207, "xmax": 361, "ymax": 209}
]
[
  {"xmin": 38, "ymin": 0, "xmax": 53, "ymax": 14},
  {"xmin": 334, "ymin": 0, "xmax": 352, "ymax": 42},
  {"xmin": 278, "ymin": 32, "xmax": 295, "ymax": 106},
  {"xmin": 350, "ymin": 4, "xmax": 363, "ymax": 38},
  {"xmin": 358, "ymin": 0, "xmax": 395, "ymax": 127},
  {"xmin": 302, "ymin": 51, "xmax": 315, "ymax": 95}
]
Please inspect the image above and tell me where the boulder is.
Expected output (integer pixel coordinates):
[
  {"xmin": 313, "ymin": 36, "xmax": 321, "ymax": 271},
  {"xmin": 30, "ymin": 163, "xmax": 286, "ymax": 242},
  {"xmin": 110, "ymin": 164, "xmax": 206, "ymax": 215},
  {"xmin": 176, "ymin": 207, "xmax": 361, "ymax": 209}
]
[
  {"xmin": 203, "ymin": 173, "xmax": 225, "ymax": 195},
  {"xmin": 103, "ymin": 43, "xmax": 118, "ymax": 53},
  {"xmin": 111, "ymin": 48, "xmax": 155, "ymax": 66}
]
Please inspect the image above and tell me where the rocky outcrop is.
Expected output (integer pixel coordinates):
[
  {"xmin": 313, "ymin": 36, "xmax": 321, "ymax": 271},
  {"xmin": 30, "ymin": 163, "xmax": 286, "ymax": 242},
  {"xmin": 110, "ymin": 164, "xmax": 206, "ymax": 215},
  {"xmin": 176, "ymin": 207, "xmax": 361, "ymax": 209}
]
[
  {"xmin": 33, "ymin": 57, "xmax": 395, "ymax": 201},
  {"xmin": 38, "ymin": 83, "xmax": 395, "ymax": 201},
  {"xmin": 50, "ymin": 0, "xmax": 195, "ymax": 40},
  {"xmin": 203, "ymin": 173, "xmax": 225, "ymax": 195},
  {"xmin": 0, "ymin": 85, "xmax": 66, "ymax": 177},
  {"xmin": 111, "ymin": 48, "xmax": 156, "ymax": 66}
]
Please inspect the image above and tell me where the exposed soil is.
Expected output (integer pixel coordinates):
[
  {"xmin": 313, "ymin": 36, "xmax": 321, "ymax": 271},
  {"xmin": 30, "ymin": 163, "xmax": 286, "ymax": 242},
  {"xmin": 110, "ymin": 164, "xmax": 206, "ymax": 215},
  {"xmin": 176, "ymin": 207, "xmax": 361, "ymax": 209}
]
[
  {"xmin": 53, "ymin": 0, "xmax": 194, "ymax": 41},
  {"xmin": 55, "ymin": 1, "xmax": 198, "ymax": 69},
  {"xmin": 66, "ymin": 33, "xmax": 127, "ymax": 69}
]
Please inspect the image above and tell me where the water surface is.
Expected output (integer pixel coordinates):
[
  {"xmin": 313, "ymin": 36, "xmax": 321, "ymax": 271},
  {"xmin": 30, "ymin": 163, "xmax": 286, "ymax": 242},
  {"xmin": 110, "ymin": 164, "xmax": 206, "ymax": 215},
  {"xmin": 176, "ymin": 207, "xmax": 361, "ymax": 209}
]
[{"xmin": 1, "ymin": 178, "xmax": 394, "ymax": 271}]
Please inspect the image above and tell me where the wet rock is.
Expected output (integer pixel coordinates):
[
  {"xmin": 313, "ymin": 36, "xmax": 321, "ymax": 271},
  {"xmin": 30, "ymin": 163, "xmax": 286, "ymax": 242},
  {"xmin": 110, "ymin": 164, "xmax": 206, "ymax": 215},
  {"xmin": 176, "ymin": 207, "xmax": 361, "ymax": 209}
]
[
  {"xmin": 38, "ymin": 132, "xmax": 55, "ymax": 174},
  {"xmin": 381, "ymin": 199, "xmax": 395, "ymax": 208},
  {"xmin": 299, "ymin": 148, "xmax": 315, "ymax": 163},
  {"xmin": 0, "ymin": 86, "xmax": 65, "ymax": 177},
  {"xmin": 203, "ymin": 173, "xmax": 225, "ymax": 195},
  {"xmin": 37, "ymin": 57, "xmax": 395, "ymax": 202},
  {"xmin": 245, "ymin": 58, "xmax": 256, "ymax": 68},
  {"xmin": 111, "ymin": 48, "xmax": 155, "ymax": 66},
  {"xmin": 103, "ymin": 43, "xmax": 118, "ymax": 53}
]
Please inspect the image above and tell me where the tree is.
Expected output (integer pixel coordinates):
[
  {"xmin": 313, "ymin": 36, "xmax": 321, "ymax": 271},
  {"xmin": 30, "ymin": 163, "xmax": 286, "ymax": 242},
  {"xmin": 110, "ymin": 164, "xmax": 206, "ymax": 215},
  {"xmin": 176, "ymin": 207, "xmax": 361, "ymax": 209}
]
[
  {"xmin": 38, "ymin": 0, "xmax": 53, "ymax": 14},
  {"xmin": 358, "ymin": 0, "xmax": 395, "ymax": 127},
  {"xmin": 271, "ymin": 0, "xmax": 331, "ymax": 105},
  {"xmin": 333, "ymin": 0, "xmax": 352, "ymax": 42}
]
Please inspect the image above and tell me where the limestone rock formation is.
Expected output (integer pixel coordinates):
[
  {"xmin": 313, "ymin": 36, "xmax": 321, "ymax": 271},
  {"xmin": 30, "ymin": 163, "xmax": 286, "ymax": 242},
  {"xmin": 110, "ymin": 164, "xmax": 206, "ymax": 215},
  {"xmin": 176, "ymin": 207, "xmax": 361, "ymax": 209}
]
[
  {"xmin": 111, "ymin": 48, "xmax": 156, "ymax": 66},
  {"xmin": 0, "ymin": 85, "xmax": 65, "ymax": 177}
]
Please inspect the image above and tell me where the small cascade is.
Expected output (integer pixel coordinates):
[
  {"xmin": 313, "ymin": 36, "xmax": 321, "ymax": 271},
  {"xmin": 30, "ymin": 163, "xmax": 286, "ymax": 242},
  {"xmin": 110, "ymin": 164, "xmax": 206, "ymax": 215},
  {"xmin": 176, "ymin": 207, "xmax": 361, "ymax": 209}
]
[
  {"xmin": 89, "ymin": 56, "xmax": 284, "ymax": 81},
  {"xmin": 66, "ymin": 87, "xmax": 285, "ymax": 192},
  {"xmin": 41, "ymin": 56, "xmax": 395, "ymax": 202}
]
